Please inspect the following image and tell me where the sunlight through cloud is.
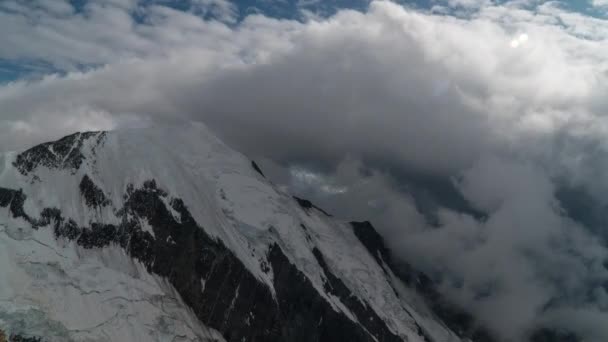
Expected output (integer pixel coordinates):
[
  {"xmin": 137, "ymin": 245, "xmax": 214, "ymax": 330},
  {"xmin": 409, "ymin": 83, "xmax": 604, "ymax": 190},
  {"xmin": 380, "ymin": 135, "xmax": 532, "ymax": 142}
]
[{"xmin": 510, "ymin": 33, "xmax": 529, "ymax": 48}]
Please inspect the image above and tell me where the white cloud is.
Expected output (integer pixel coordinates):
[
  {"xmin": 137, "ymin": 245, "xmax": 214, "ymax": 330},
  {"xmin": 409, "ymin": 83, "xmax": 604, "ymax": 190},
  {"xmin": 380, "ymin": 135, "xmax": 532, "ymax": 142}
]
[
  {"xmin": 35, "ymin": 0, "xmax": 74, "ymax": 16},
  {"xmin": 592, "ymin": 0, "xmax": 608, "ymax": 8},
  {"xmin": 192, "ymin": 0, "xmax": 239, "ymax": 24},
  {"xmin": 447, "ymin": 0, "xmax": 492, "ymax": 10}
]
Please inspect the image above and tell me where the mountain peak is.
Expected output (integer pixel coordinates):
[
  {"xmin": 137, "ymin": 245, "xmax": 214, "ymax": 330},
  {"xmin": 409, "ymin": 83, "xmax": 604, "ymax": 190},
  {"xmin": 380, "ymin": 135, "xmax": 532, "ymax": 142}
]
[
  {"xmin": 0, "ymin": 124, "xmax": 478, "ymax": 342},
  {"xmin": 14, "ymin": 131, "xmax": 106, "ymax": 176}
]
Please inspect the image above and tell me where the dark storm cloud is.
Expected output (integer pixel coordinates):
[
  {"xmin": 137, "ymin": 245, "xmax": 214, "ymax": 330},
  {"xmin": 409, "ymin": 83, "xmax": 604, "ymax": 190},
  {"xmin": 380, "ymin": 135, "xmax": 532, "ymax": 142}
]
[{"xmin": 2, "ymin": 1, "xmax": 608, "ymax": 340}]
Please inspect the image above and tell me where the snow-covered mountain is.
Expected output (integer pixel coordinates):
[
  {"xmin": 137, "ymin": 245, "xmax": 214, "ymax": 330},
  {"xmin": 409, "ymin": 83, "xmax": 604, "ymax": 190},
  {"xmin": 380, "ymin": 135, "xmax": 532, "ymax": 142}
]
[{"xmin": 0, "ymin": 124, "xmax": 489, "ymax": 342}]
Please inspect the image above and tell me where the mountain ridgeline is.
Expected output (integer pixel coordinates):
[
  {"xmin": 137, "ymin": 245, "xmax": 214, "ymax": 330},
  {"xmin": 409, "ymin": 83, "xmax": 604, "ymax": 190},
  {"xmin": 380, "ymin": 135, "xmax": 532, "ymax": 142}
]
[{"xmin": 0, "ymin": 126, "xmax": 569, "ymax": 342}]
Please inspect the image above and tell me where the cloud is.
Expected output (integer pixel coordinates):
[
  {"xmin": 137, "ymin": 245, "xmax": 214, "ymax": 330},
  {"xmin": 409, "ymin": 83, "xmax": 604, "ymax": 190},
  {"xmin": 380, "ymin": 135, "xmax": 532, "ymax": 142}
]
[
  {"xmin": 409, "ymin": 156, "xmax": 608, "ymax": 340},
  {"xmin": 191, "ymin": 0, "xmax": 239, "ymax": 24},
  {"xmin": 592, "ymin": 0, "xmax": 608, "ymax": 8},
  {"xmin": 269, "ymin": 156, "xmax": 608, "ymax": 341},
  {"xmin": 2, "ymin": 1, "xmax": 608, "ymax": 340},
  {"xmin": 0, "ymin": 0, "xmax": 243, "ymax": 71}
]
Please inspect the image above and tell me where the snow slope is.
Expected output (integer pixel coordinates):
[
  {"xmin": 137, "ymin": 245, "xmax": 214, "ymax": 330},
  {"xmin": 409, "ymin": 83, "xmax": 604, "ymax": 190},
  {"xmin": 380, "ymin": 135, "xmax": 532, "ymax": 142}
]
[{"xmin": 0, "ymin": 123, "xmax": 470, "ymax": 342}]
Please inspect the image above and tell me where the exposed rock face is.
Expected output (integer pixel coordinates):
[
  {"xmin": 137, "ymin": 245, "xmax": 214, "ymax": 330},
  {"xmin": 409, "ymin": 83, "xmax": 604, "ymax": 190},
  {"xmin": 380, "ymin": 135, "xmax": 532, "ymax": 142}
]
[
  {"xmin": 250, "ymin": 161, "xmax": 265, "ymax": 178},
  {"xmin": 0, "ymin": 329, "xmax": 40, "ymax": 342},
  {"xmin": 79, "ymin": 175, "xmax": 110, "ymax": 209},
  {"xmin": 13, "ymin": 132, "xmax": 106, "ymax": 176},
  {"xmin": 311, "ymin": 247, "xmax": 402, "ymax": 342},
  {"xmin": 0, "ymin": 188, "xmax": 27, "ymax": 219},
  {"xmin": 8, "ymin": 335, "xmax": 41, "ymax": 342},
  {"xmin": 293, "ymin": 196, "xmax": 332, "ymax": 217}
]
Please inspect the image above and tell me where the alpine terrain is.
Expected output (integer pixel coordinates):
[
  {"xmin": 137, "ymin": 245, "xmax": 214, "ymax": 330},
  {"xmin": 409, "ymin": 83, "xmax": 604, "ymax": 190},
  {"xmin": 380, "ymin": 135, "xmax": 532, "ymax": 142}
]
[{"xmin": 0, "ymin": 124, "xmax": 491, "ymax": 342}]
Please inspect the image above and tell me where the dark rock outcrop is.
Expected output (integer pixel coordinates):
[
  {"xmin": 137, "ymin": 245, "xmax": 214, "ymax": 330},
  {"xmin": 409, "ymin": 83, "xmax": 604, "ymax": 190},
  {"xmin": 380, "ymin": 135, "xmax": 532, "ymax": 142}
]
[
  {"xmin": 9, "ymin": 335, "xmax": 42, "ymax": 342},
  {"xmin": 0, "ymin": 188, "xmax": 27, "ymax": 221},
  {"xmin": 293, "ymin": 196, "xmax": 332, "ymax": 217},
  {"xmin": 268, "ymin": 244, "xmax": 392, "ymax": 342},
  {"xmin": 13, "ymin": 132, "xmax": 105, "ymax": 176},
  {"xmin": 0, "ymin": 329, "xmax": 42, "ymax": 342},
  {"xmin": 79, "ymin": 175, "xmax": 110, "ymax": 209},
  {"xmin": 350, "ymin": 221, "xmax": 394, "ymax": 268},
  {"xmin": 311, "ymin": 247, "xmax": 402, "ymax": 342},
  {"xmin": 251, "ymin": 161, "xmax": 266, "ymax": 178}
]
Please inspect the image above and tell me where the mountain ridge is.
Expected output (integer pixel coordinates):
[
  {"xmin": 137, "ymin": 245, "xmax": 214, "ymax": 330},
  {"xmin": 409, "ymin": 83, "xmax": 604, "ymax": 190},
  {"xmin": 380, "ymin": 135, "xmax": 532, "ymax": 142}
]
[{"xmin": 0, "ymin": 125, "xmax": 478, "ymax": 342}]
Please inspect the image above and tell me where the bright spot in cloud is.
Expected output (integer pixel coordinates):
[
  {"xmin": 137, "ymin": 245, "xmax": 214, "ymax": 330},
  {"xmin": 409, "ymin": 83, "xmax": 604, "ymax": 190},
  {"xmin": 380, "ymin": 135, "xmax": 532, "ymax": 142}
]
[
  {"xmin": 290, "ymin": 168, "xmax": 348, "ymax": 194},
  {"xmin": 510, "ymin": 33, "xmax": 529, "ymax": 48},
  {"xmin": 519, "ymin": 33, "xmax": 529, "ymax": 42}
]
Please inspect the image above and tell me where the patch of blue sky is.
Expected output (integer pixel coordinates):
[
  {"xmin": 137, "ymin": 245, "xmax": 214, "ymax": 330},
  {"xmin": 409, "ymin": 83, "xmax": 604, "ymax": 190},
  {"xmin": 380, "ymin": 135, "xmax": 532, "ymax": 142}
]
[
  {"xmin": 0, "ymin": 59, "xmax": 64, "ymax": 85},
  {"xmin": 552, "ymin": 0, "xmax": 608, "ymax": 18},
  {"xmin": 68, "ymin": 0, "xmax": 86, "ymax": 13}
]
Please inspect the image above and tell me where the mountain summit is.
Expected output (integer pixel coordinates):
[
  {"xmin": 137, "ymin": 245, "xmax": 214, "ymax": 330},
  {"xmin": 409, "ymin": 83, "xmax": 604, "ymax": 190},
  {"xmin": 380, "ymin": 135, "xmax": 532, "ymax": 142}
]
[{"xmin": 0, "ymin": 124, "xmax": 479, "ymax": 342}]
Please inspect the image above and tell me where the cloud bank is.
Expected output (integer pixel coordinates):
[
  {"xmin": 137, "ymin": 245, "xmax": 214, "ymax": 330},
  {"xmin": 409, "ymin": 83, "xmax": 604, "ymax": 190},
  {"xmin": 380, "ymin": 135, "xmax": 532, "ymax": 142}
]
[{"xmin": 2, "ymin": 1, "xmax": 608, "ymax": 340}]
